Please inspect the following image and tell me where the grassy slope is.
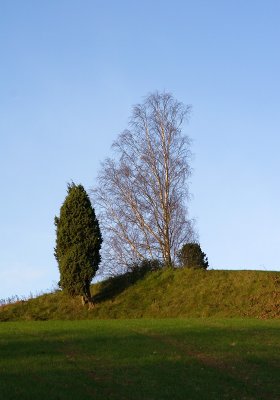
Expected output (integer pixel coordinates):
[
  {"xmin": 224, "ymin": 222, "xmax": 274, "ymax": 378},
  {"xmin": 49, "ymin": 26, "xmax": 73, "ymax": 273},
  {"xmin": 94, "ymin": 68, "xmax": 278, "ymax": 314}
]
[
  {"xmin": 1, "ymin": 319, "xmax": 279, "ymax": 400},
  {"xmin": 1, "ymin": 269, "xmax": 279, "ymax": 321}
]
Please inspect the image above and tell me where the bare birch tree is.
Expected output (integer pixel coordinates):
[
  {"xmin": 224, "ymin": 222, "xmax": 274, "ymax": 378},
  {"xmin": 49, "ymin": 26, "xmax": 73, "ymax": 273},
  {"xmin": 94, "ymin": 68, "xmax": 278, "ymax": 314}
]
[{"xmin": 93, "ymin": 92, "xmax": 196, "ymax": 274}]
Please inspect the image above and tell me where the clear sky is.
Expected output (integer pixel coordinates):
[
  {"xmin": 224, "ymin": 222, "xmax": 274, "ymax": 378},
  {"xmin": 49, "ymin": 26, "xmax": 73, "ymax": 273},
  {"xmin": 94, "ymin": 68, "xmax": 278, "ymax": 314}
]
[{"xmin": 1, "ymin": 0, "xmax": 279, "ymax": 299}]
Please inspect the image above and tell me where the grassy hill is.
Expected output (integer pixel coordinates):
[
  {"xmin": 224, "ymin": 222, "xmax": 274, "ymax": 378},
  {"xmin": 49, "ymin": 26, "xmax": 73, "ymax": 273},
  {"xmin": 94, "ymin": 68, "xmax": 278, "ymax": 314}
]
[{"xmin": 1, "ymin": 269, "xmax": 279, "ymax": 321}]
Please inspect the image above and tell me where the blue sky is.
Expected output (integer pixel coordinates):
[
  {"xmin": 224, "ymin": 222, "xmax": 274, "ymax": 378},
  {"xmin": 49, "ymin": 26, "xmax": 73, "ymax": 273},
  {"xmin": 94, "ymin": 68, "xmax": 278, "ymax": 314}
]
[{"xmin": 0, "ymin": 1, "xmax": 279, "ymax": 298}]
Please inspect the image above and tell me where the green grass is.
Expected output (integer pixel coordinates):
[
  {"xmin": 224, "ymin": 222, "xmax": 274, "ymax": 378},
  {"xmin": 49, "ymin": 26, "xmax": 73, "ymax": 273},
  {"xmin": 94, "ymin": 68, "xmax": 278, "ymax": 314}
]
[
  {"xmin": 0, "ymin": 318, "xmax": 279, "ymax": 399},
  {"xmin": 1, "ymin": 269, "xmax": 279, "ymax": 320}
]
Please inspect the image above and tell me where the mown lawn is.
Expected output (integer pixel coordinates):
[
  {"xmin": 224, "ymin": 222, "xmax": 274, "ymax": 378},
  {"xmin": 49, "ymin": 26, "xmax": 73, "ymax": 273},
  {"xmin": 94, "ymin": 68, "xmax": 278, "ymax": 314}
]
[{"xmin": 0, "ymin": 318, "xmax": 279, "ymax": 399}]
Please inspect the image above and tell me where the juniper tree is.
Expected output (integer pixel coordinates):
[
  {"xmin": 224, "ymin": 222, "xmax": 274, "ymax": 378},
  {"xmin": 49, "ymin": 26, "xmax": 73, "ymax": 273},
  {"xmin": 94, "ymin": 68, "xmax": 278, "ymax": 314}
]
[
  {"xmin": 178, "ymin": 243, "xmax": 208, "ymax": 270},
  {"xmin": 54, "ymin": 183, "xmax": 102, "ymax": 305}
]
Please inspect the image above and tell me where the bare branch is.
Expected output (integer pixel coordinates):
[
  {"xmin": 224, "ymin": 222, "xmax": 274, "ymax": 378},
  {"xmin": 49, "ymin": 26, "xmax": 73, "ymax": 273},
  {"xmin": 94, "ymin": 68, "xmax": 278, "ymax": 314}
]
[{"xmin": 92, "ymin": 91, "xmax": 196, "ymax": 273}]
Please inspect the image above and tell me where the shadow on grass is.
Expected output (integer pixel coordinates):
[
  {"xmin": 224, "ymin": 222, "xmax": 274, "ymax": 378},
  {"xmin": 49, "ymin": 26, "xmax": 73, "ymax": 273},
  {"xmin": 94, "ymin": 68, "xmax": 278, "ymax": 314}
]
[
  {"xmin": 92, "ymin": 268, "xmax": 153, "ymax": 304},
  {"xmin": 1, "ymin": 321, "xmax": 279, "ymax": 400}
]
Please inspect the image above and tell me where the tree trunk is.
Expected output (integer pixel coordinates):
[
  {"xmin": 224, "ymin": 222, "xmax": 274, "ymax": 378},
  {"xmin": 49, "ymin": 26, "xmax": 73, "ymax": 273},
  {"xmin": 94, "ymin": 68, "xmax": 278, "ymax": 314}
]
[
  {"xmin": 83, "ymin": 284, "xmax": 94, "ymax": 309},
  {"xmin": 81, "ymin": 295, "xmax": 88, "ymax": 306}
]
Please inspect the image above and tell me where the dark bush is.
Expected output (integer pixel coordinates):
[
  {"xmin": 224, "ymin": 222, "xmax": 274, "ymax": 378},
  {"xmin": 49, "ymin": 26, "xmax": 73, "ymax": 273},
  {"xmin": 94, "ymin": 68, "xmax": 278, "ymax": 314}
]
[
  {"xmin": 128, "ymin": 259, "xmax": 163, "ymax": 279},
  {"xmin": 177, "ymin": 243, "xmax": 208, "ymax": 269}
]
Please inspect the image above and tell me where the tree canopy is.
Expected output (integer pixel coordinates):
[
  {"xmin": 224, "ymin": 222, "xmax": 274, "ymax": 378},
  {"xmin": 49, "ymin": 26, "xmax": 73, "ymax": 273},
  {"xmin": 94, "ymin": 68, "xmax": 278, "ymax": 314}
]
[
  {"xmin": 178, "ymin": 243, "xmax": 208, "ymax": 269},
  {"xmin": 54, "ymin": 183, "xmax": 102, "ymax": 304},
  {"xmin": 93, "ymin": 92, "xmax": 195, "ymax": 273}
]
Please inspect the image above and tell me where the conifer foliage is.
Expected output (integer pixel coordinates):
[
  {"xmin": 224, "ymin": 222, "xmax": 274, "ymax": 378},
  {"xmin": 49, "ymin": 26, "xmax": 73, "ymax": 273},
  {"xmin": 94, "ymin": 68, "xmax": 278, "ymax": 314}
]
[
  {"xmin": 54, "ymin": 183, "xmax": 102, "ymax": 305},
  {"xmin": 178, "ymin": 243, "xmax": 208, "ymax": 270}
]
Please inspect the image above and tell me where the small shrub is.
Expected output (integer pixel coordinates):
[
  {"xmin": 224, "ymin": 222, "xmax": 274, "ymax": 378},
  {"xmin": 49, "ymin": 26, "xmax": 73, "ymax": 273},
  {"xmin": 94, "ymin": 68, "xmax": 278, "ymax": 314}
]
[
  {"xmin": 177, "ymin": 243, "xmax": 208, "ymax": 269},
  {"xmin": 128, "ymin": 259, "xmax": 163, "ymax": 279}
]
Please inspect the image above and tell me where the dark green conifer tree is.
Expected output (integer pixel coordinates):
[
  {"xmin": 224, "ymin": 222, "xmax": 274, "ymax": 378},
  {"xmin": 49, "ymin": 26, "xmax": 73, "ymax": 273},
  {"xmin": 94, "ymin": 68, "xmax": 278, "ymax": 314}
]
[
  {"xmin": 54, "ymin": 183, "xmax": 102, "ymax": 305},
  {"xmin": 178, "ymin": 243, "xmax": 208, "ymax": 270}
]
